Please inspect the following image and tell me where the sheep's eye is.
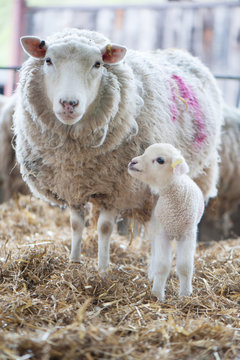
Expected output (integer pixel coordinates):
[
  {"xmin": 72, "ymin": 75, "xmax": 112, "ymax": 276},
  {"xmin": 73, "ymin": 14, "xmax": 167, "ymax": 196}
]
[
  {"xmin": 156, "ymin": 157, "xmax": 165, "ymax": 164},
  {"xmin": 94, "ymin": 61, "xmax": 101, "ymax": 69},
  {"xmin": 45, "ymin": 57, "xmax": 52, "ymax": 65}
]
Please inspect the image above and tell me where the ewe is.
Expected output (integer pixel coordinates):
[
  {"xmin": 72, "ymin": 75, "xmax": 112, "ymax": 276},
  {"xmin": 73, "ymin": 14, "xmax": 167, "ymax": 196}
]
[
  {"xmin": 14, "ymin": 29, "xmax": 222, "ymax": 274},
  {"xmin": 128, "ymin": 143, "xmax": 204, "ymax": 300}
]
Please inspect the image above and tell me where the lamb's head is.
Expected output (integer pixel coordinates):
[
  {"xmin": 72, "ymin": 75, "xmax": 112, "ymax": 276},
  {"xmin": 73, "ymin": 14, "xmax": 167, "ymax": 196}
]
[
  {"xmin": 20, "ymin": 34, "xmax": 127, "ymax": 126},
  {"xmin": 128, "ymin": 143, "xmax": 189, "ymax": 189}
]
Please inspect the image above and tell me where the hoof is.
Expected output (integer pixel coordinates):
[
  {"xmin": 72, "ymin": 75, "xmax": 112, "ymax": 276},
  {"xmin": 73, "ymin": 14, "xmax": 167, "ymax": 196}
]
[
  {"xmin": 70, "ymin": 258, "xmax": 81, "ymax": 264},
  {"xmin": 179, "ymin": 289, "xmax": 192, "ymax": 297},
  {"xmin": 98, "ymin": 267, "xmax": 109, "ymax": 278},
  {"xmin": 152, "ymin": 288, "xmax": 165, "ymax": 302}
]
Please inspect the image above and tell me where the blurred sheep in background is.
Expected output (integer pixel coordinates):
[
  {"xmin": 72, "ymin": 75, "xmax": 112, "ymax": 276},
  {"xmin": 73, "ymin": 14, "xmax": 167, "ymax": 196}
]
[{"xmin": 0, "ymin": 95, "xmax": 29, "ymax": 203}]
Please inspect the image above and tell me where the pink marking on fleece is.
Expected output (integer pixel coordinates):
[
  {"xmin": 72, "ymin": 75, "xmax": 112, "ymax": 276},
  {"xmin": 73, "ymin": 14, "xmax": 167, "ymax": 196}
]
[
  {"xmin": 172, "ymin": 74, "xmax": 207, "ymax": 149},
  {"xmin": 168, "ymin": 80, "xmax": 178, "ymax": 122}
]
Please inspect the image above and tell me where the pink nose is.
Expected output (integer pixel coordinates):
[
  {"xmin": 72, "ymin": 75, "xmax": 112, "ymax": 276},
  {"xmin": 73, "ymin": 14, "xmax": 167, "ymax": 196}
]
[{"xmin": 60, "ymin": 99, "xmax": 79, "ymax": 114}]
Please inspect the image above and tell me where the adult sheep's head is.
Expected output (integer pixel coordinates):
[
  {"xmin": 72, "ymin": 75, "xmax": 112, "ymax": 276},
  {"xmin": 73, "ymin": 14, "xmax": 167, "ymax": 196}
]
[{"xmin": 20, "ymin": 35, "xmax": 127, "ymax": 126}]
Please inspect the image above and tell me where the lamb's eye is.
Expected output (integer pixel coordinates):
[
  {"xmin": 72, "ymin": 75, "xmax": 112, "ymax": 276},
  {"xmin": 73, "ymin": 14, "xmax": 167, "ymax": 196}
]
[
  {"xmin": 45, "ymin": 57, "xmax": 52, "ymax": 65},
  {"xmin": 94, "ymin": 61, "xmax": 101, "ymax": 69},
  {"xmin": 156, "ymin": 157, "xmax": 165, "ymax": 164}
]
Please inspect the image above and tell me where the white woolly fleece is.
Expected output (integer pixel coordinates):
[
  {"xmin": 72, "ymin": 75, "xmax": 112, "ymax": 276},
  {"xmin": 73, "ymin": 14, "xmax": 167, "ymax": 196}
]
[
  {"xmin": 154, "ymin": 175, "xmax": 204, "ymax": 238},
  {"xmin": 13, "ymin": 28, "xmax": 223, "ymax": 217}
]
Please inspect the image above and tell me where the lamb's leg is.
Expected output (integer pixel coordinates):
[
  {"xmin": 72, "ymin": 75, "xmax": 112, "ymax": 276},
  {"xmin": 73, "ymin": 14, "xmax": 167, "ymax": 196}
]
[
  {"xmin": 97, "ymin": 208, "xmax": 117, "ymax": 275},
  {"xmin": 176, "ymin": 229, "xmax": 197, "ymax": 297},
  {"xmin": 151, "ymin": 230, "xmax": 172, "ymax": 301},
  {"xmin": 148, "ymin": 233, "xmax": 155, "ymax": 282},
  {"xmin": 148, "ymin": 222, "xmax": 159, "ymax": 283},
  {"xmin": 144, "ymin": 220, "xmax": 154, "ymax": 281},
  {"xmin": 70, "ymin": 209, "xmax": 85, "ymax": 263},
  {"xmin": 146, "ymin": 217, "xmax": 160, "ymax": 282}
]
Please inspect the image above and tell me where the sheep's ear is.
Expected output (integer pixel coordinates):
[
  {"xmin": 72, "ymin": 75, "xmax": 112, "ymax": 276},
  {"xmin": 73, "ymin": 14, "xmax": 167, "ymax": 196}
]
[
  {"xmin": 20, "ymin": 36, "xmax": 47, "ymax": 59},
  {"xmin": 101, "ymin": 43, "xmax": 127, "ymax": 64},
  {"xmin": 171, "ymin": 158, "xmax": 189, "ymax": 176}
]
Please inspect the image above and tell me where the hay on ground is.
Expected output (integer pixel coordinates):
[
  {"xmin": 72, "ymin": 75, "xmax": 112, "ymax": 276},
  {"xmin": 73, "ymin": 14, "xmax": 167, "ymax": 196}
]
[{"xmin": 0, "ymin": 195, "xmax": 240, "ymax": 359}]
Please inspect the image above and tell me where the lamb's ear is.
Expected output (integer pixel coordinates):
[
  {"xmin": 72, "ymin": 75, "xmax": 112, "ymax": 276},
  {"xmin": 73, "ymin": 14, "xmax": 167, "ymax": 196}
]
[
  {"xmin": 171, "ymin": 158, "xmax": 189, "ymax": 176},
  {"xmin": 101, "ymin": 43, "xmax": 127, "ymax": 64},
  {"xmin": 20, "ymin": 36, "xmax": 47, "ymax": 59}
]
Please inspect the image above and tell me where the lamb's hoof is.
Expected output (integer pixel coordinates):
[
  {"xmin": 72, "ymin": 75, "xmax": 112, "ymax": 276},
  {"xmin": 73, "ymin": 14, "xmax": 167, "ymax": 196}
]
[
  {"xmin": 179, "ymin": 289, "xmax": 192, "ymax": 298},
  {"xmin": 70, "ymin": 258, "xmax": 81, "ymax": 264},
  {"xmin": 98, "ymin": 266, "xmax": 109, "ymax": 278},
  {"xmin": 152, "ymin": 288, "xmax": 165, "ymax": 302}
]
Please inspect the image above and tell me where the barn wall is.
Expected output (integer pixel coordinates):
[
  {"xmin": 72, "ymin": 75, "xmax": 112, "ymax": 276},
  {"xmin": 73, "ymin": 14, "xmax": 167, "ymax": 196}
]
[{"xmin": 21, "ymin": 2, "xmax": 240, "ymax": 106}]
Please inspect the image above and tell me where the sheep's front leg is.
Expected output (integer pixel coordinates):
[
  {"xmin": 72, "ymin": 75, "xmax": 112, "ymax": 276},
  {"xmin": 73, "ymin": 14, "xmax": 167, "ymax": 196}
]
[
  {"xmin": 151, "ymin": 230, "xmax": 172, "ymax": 301},
  {"xmin": 176, "ymin": 229, "xmax": 197, "ymax": 297},
  {"xmin": 148, "ymin": 232, "xmax": 155, "ymax": 282},
  {"xmin": 145, "ymin": 220, "xmax": 156, "ymax": 282},
  {"xmin": 70, "ymin": 209, "xmax": 85, "ymax": 263},
  {"xmin": 97, "ymin": 208, "xmax": 117, "ymax": 275}
]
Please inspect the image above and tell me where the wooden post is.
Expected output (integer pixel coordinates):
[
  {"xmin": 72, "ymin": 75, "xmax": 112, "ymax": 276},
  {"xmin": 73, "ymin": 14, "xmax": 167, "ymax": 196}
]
[{"xmin": 5, "ymin": 0, "xmax": 26, "ymax": 96}]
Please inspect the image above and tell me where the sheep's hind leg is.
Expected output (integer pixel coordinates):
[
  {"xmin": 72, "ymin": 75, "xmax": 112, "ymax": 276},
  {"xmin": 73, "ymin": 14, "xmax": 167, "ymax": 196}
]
[
  {"xmin": 176, "ymin": 229, "xmax": 197, "ymax": 297},
  {"xmin": 151, "ymin": 230, "xmax": 172, "ymax": 301},
  {"xmin": 70, "ymin": 208, "xmax": 85, "ymax": 263},
  {"xmin": 194, "ymin": 153, "xmax": 219, "ymax": 202},
  {"xmin": 97, "ymin": 208, "xmax": 117, "ymax": 275}
]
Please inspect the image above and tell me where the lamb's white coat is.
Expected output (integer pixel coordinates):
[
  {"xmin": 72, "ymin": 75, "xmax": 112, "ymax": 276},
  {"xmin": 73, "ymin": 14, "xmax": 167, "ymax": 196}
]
[
  {"xmin": 14, "ymin": 29, "xmax": 222, "ymax": 273},
  {"xmin": 128, "ymin": 143, "xmax": 204, "ymax": 300}
]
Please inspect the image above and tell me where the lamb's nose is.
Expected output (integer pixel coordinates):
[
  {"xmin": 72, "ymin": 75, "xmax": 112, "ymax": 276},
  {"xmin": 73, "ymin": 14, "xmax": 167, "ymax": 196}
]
[
  {"xmin": 60, "ymin": 99, "xmax": 79, "ymax": 113},
  {"xmin": 128, "ymin": 160, "xmax": 138, "ymax": 168}
]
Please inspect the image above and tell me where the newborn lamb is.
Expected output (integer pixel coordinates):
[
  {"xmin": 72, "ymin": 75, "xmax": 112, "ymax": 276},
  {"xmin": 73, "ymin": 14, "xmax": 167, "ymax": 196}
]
[{"xmin": 128, "ymin": 143, "xmax": 204, "ymax": 300}]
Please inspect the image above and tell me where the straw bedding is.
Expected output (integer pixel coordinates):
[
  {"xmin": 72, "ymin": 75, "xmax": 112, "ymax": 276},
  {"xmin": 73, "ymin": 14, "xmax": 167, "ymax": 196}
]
[{"xmin": 0, "ymin": 195, "xmax": 239, "ymax": 360}]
